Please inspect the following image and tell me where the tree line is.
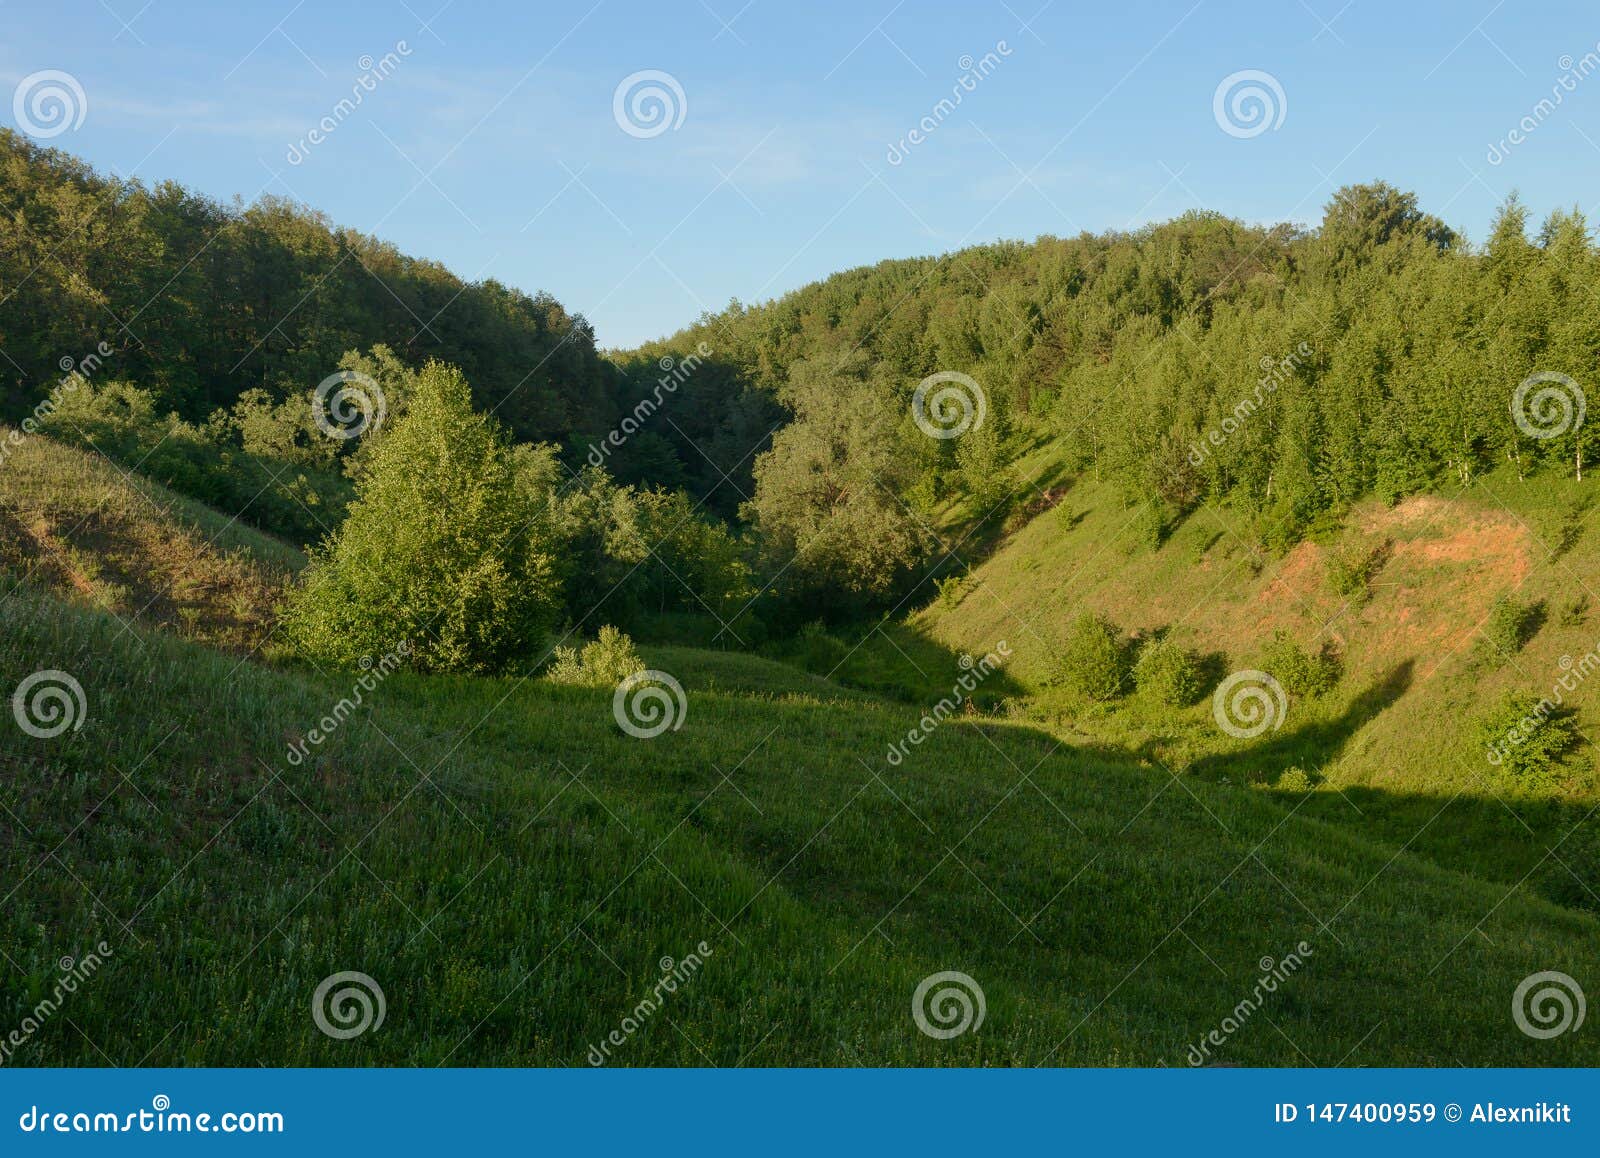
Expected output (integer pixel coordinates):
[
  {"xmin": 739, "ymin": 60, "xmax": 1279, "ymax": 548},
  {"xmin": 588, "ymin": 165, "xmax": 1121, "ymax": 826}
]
[
  {"xmin": 638, "ymin": 180, "xmax": 1597, "ymax": 609},
  {"xmin": 6, "ymin": 128, "xmax": 1599, "ymax": 652},
  {"xmin": 0, "ymin": 130, "xmax": 615, "ymax": 444}
]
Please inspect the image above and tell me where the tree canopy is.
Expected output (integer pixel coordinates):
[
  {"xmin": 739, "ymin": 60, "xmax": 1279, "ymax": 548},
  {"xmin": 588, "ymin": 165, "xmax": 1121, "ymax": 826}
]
[
  {"xmin": 8, "ymin": 131, "xmax": 1600, "ymax": 627},
  {"xmin": 281, "ymin": 362, "xmax": 562, "ymax": 673}
]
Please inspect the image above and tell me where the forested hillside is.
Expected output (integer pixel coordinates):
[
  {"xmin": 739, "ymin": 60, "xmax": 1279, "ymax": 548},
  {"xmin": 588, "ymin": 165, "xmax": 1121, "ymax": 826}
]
[
  {"xmin": 628, "ymin": 183, "xmax": 1597, "ymax": 620},
  {"xmin": 0, "ymin": 130, "xmax": 616, "ymax": 443},
  {"xmin": 9, "ymin": 127, "xmax": 1595, "ymax": 633}
]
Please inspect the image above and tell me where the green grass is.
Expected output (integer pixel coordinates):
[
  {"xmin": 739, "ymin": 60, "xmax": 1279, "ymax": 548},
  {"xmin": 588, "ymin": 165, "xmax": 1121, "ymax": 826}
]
[
  {"xmin": 1, "ymin": 429, "xmax": 306, "ymax": 574},
  {"xmin": 644, "ymin": 644, "xmax": 874, "ymax": 704},
  {"xmin": 0, "ymin": 431, "xmax": 303, "ymax": 651},
  {"xmin": 917, "ymin": 470, "xmax": 1600, "ymax": 909},
  {"xmin": 761, "ymin": 621, "xmax": 1024, "ymax": 706},
  {"xmin": 2, "ymin": 581, "xmax": 1595, "ymax": 1066},
  {"xmin": 2, "ymin": 433, "xmax": 1597, "ymax": 1067}
]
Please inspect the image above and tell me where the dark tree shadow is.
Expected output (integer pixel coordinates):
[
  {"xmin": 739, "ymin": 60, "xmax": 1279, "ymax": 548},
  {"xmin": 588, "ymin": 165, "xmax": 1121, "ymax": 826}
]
[
  {"xmin": 1551, "ymin": 494, "xmax": 1594, "ymax": 562},
  {"xmin": 1185, "ymin": 660, "xmax": 1415, "ymax": 785}
]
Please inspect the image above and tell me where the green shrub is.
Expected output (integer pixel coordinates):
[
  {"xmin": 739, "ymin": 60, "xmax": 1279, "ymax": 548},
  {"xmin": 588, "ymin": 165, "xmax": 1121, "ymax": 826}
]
[
  {"xmin": 1260, "ymin": 631, "xmax": 1340, "ymax": 697},
  {"xmin": 551, "ymin": 469, "xmax": 757, "ymax": 632},
  {"xmin": 545, "ymin": 625, "xmax": 645, "ymax": 687},
  {"xmin": 41, "ymin": 380, "xmax": 353, "ymax": 544},
  {"xmin": 1132, "ymin": 639, "xmax": 1205, "ymax": 706},
  {"xmin": 1127, "ymin": 501, "xmax": 1173, "ymax": 553},
  {"xmin": 1059, "ymin": 612, "xmax": 1128, "ymax": 700},
  {"xmin": 1551, "ymin": 495, "xmax": 1592, "ymax": 561},
  {"xmin": 1476, "ymin": 692, "xmax": 1580, "ymax": 784},
  {"xmin": 1558, "ymin": 595, "xmax": 1589, "ymax": 628},
  {"xmin": 1188, "ymin": 530, "xmax": 1223, "ymax": 565},
  {"xmin": 1325, "ymin": 540, "xmax": 1389, "ymax": 603},
  {"xmin": 1473, "ymin": 595, "xmax": 1542, "ymax": 667},
  {"xmin": 280, "ymin": 361, "xmax": 562, "ymax": 673},
  {"xmin": 1275, "ymin": 766, "xmax": 1315, "ymax": 794},
  {"xmin": 955, "ymin": 420, "xmax": 1015, "ymax": 517},
  {"xmin": 794, "ymin": 621, "xmax": 849, "ymax": 675},
  {"xmin": 935, "ymin": 575, "xmax": 966, "ymax": 609}
]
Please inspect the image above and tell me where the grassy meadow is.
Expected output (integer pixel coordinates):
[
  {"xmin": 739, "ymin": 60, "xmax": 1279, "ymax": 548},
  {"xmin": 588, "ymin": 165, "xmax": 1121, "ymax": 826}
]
[
  {"xmin": 2, "ymin": 426, "xmax": 1598, "ymax": 1065},
  {"xmin": 2, "ymin": 134, "xmax": 1598, "ymax": 1070},
  {"xmin": 0, "ymin": 553, "xmax": 1596, "ymax": 1065}
]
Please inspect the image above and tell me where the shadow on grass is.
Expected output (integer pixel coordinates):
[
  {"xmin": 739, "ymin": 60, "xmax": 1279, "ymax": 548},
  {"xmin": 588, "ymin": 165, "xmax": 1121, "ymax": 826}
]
[
  {"xmin": 1027, "ymin": 658, "xmax": 1597, "ymax": 909},
  {"xmin": 1184, "ymin": 660, "xmax": 1415, "ymax": 785},
  {"xmin": 768, "ymin": 618, "xmax": 1027, "ymax": 706},
  {"xmin": 1279, "ymin": 776, "xmax": 1600, "ymax": 915}
]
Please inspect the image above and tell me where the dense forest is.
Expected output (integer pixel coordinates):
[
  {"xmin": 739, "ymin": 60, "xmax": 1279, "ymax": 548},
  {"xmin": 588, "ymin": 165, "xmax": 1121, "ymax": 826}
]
[
  {"xmin": 624, "ymin": 181, "xmax": 1599, "ymax": 617},
  {"xmin": 5, "ymin": 127, "xmax": 1599, "ymax": 653},
  {"xmin": 0, "ymin": 129, "xmax": 616, "ymax": 440}
]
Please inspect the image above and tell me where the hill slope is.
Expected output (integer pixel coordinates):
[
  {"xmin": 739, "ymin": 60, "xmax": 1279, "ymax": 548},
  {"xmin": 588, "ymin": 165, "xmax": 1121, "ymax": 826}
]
[
  {"xmin": 0, "ymin": 429, "xmax": 302, "ymax": 650},
  {"xmin": 0, "ymin": 582, "xmax": 1594, "ymax": 1066},
  {"xmin": 915, "ymin": 468, "xmax": 1600, "ymax": 906}
]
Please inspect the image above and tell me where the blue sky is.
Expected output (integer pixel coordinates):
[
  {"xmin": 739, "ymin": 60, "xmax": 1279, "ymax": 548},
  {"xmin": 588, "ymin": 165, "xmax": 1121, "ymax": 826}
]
[{"xmin": 6, "ymin": 0, "xmax": 1600, "ymax": 347}]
